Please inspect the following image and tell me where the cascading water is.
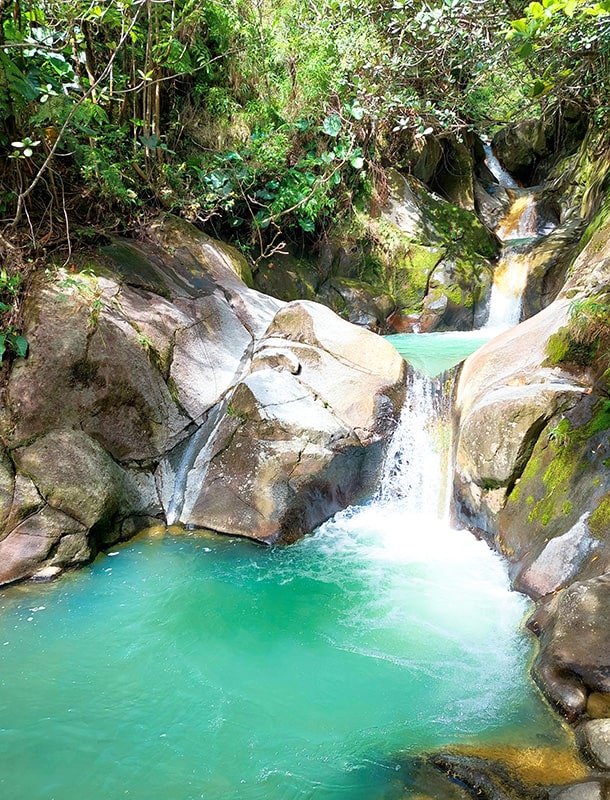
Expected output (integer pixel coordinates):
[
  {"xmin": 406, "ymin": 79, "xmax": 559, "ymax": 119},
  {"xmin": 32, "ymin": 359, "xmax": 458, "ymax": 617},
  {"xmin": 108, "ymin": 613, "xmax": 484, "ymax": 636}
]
[
  {"xmin": 484, "ymin": 146, "xmax": 557, "ymax": 331},
  {"xmin": 483, "ymin": 143, "xmax": 520, "ymax": 190},
  {"xmin": 0, "ymin": 141, "xmax": 567, "ymax": 799},
  {"xmin": 377, "ymin": 371, "xmax": 449, "ymax": 515}
]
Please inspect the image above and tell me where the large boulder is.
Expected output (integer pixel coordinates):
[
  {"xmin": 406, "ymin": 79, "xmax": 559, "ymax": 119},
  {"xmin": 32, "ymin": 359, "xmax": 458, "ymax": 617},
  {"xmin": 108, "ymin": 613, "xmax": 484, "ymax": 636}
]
[
  {"xmin": 420, "ymin": 255, "xmax": 492, "ymax": 331},
  {"xmin": 167, "ymin": 300, "xmax": 406, "ymax": 543},
  {"xmin": 453, "ymin": 297, "xmax": 587, "ymax": 539},
  {"xmin": 492, "ymin": 118, "xmax": 553, "ymax": 184},
  {"xmin": 0, "ymin": 217, "xmax": 405, "ymax": 585},
  {"xmin": 530, "ymin": 574, "xmax": 610, "ymax": 719},
  {"xmin": 453, "ymin": 187, "xmax": 610, "ymax": 750}
]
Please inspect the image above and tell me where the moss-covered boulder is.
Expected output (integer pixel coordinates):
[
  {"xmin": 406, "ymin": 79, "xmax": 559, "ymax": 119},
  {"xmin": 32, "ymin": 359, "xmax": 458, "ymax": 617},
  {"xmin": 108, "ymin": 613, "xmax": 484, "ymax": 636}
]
[
  {"xmin": 363, "ymin": 170, "xmax": 498, "ymax": 330},
  {"xmin": 420, "ymin": 255, "xmax": 492, "ymax": 331},
  {"xmin": 453, "ymin": 168, "xmax": 610, "ymax": 746},
  {"xmin": 492, "ymin": 118, "xmax": 552, "ymax": 183},
  {"xmin": 317, "ymin": 278, "xmax": 395, "ymax": 331}
]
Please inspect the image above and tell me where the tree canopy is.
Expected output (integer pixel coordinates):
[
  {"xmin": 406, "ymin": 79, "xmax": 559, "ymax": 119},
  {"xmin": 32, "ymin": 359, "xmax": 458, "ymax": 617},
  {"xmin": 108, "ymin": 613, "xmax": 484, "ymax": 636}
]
[{"xmin": 0, "ymin": 0, "xmax": 609, "ymax": 252}]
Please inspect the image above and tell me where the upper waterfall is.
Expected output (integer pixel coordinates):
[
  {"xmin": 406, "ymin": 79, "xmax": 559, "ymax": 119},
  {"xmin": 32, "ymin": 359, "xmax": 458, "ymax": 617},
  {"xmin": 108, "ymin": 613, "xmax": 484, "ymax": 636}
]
[{"xmin": 485, "ymin": 192, "xmax": 557, "ymax": 331}]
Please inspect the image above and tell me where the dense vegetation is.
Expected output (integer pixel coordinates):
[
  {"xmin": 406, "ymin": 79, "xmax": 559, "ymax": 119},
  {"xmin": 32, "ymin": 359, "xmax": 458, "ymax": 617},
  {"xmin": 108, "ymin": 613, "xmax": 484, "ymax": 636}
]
[
  {"xmin": 0, "ymin": 0, "xmax": 609, "ymax": 358},
  {"xmin": 1, "ymin": 0, "xmax": 608, "ymax": 245}
]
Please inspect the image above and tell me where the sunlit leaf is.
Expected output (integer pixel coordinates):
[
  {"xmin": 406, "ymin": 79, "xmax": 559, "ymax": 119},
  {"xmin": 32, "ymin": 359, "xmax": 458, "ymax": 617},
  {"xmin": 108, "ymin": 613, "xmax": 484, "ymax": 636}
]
[
  {"xmin": 510, "ymin": 18, "xmax": 529, "ymax": 32},
  {"xmin": 322, "ymin": 114, "xmax": 341, "ymax": 136}
]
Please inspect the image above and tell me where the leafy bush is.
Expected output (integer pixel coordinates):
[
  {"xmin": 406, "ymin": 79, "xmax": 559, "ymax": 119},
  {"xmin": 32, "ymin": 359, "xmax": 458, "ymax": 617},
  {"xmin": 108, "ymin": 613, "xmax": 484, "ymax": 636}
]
[{"xmin": 546, "ymin": 292, "xmax": 610, "ymax": 367}]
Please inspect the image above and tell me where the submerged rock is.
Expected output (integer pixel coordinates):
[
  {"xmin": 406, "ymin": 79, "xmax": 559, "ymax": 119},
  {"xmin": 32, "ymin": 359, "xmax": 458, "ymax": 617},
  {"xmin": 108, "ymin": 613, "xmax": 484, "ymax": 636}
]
[{"xmin": 427, "ymin": 743, "xmax": 589, "ymax": 800}]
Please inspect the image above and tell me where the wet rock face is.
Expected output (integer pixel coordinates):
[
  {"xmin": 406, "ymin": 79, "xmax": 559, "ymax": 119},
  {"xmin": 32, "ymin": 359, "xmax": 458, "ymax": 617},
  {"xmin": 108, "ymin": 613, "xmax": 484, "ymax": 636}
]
[
  {"xmin": 452, "ymin": 194, "xmax": 610, "ymax": 763},
  {"xmin": 492, "ymin": 118, "xmax": 552, "ymax": 184},
  {"xmin": 452, "ymin": 297, "xmax": 584, "ymax": 539},
  {"xmin": 578, "ymin": 719, "xmax": 610, "ymax": 769},
  {"xmin": 530, "ymin": 575, "xmax": 610, "ymax": 719},
  {"xmin": 0, "ymin": 217, "xmax": 405, "ymax": 586},
  {"xmin": 491, "ymin": 110, "xmax": 587, "ymax": 186}
]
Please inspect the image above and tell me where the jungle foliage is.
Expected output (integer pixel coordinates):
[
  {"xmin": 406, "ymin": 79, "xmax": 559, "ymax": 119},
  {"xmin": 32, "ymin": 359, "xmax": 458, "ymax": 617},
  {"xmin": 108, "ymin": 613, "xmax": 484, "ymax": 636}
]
[{"xmin": 0, "ymin": 0, "xmax": 609, "ymax": 255}]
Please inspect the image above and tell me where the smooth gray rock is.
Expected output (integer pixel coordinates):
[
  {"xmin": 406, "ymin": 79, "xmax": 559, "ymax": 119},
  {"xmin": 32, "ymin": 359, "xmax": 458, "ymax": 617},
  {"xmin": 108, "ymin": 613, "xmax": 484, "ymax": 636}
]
[
  {"xmin": 179, "ymin": 301, "xmax": 406, "ymax": 542},
  {"xmin": 577, "ymin": 718, "xmax": 610, "ymax": 769},
  {"xmin": 551, "ymin": 781, "xmax": 607, "ymax": 800},
  {"xmin": 518, "ymin": 514, "xmax": 600, "ymax": 598},
  {"xmin": 532, "ymin": 574, "xmax": 610, "ymax": 718}
]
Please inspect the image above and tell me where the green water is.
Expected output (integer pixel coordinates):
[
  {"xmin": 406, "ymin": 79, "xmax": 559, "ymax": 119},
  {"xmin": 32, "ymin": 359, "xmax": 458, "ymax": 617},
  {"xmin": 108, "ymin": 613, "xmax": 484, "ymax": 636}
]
[
  {"xmin": 386, "ymin": 331, "xmax": 494, "ymax": 376},
  {"xmin": 0, "ymin": 505, "xmax": 562, "ymax": 800}
]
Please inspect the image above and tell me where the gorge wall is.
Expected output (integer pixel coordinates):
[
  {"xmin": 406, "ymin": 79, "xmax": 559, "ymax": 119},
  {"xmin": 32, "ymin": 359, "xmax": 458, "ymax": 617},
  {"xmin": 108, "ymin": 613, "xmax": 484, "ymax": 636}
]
[{"xmin": 448, "ymin": 124, "xmax": 610, "ymax": 797}]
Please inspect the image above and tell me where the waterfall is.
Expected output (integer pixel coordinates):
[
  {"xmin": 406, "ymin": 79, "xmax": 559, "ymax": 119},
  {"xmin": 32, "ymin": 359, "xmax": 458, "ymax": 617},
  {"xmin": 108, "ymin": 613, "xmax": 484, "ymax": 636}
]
[
  {"xmin": 485, "ymin": 247, "xmax": 530, "ymax": 330},
  {"xmin": 486, "ymin": 192, "xmax": 556, "ymax": 331},
  {"xmin": 377, "ymin": 370, "xmax": 451, "ymax": 517},
  {"xmin": 165, "ymin": 401, "xmax": 228, "ymax": 525},
  {"xmin": 482, "ymin": 142, "xmax": 555, "ymax": 331},
  {"xmin": 483, "ymin": 143, "xmax": 520, "ymax": 190}
]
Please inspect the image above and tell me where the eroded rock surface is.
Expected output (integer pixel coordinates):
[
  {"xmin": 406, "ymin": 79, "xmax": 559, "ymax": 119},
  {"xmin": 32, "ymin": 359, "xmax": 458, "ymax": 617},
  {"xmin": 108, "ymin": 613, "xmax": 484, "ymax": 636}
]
[
  {"xmin": 453, "ymin": 175, "xmax": 610, "ymax": 762},
  {"xmin": 0, "ymin": 216, "xmax": 405, "ymax": 586},
  {"xmin": 178, "ymin": 301, "xmax": 405, "ymax": 542}
]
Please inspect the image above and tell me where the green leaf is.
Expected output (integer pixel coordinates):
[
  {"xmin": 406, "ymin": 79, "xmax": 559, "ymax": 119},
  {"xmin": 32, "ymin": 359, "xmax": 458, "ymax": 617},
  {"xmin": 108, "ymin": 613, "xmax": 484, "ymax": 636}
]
[
  {"xmin": 350, "ymin": 155, "xmax": 365, "ymax": 169},
  {"xmin": 510, "ymin": 18, "xmax": 529, "ymax": 33},
  {"xmin": 531, "ymin": 77, "xmax": 552, "ymax": 96},
  {"xmin": 12, "ymin": 335, "xmax": 27, "ymax": 358},
  {"xmin": 139, "ymin": 133, "xmax": 160, "ymax": 150},
  {"xmin": 349, "ymin": 102, "xmax": 365, "ymax": 121},
  {"xmin": 0, "ymin": 335, "xmax": 6, "ymax": 362},
  {"xmin": 322, "ymin": 114, "xmax": 341, "ymax": 137},
  {"xmin": 519, "ymin": 40, "xmax": 534, "ymax": 57},
  {"xmin": 298, "ymin": 218, "xmax": 315, "ymax": 232},
  {"xmin": 254, "ymin": 211, "xmax": 271, "ymax": 229},
  {"xmin": 527, "ymin": 2, "xmax": 545, "ymax": 18}
]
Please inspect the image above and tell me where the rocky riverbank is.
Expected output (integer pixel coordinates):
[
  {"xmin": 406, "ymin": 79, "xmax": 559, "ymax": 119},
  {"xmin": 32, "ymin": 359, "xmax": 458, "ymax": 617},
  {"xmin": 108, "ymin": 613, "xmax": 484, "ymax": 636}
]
[
  {"xmin": 2, "ymin": 109, "xmax": 610, "ymax": 799},
  {"xmin": 0, "ymin": 215, "xmax": 405, "ymax": 586},
  {"xmin": 443, "ymin": 123, "xmax": 610, "ymax": 797}
]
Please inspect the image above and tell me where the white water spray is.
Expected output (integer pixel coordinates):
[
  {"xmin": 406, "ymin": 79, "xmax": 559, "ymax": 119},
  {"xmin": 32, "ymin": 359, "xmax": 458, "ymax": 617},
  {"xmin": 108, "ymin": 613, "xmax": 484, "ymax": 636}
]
[
  {"xmin": 483, "ymin": 144, "xmax": 520, "ymax": 190},
  {"xmin": 377, "ymin": 370, "xmax": 451, "ymax": 518}
]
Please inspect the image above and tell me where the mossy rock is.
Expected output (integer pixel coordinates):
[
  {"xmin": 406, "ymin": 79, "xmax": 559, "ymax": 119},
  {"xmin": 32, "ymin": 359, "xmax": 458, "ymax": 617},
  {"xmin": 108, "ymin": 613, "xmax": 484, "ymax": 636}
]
[
  {"xmin": 253, "ymin": 254, "xmax": 317, "ymax": 301},
  {"xmin": 500, "ymin": 396, "xmax": 610, "ymax": 596},
  {"xmin": 318, "ymin": 277, "xmax": 394, "ymax": 330},
  {"xmin": 420, "ymin": 255, "xmax": 493, "ymax": 330}
]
